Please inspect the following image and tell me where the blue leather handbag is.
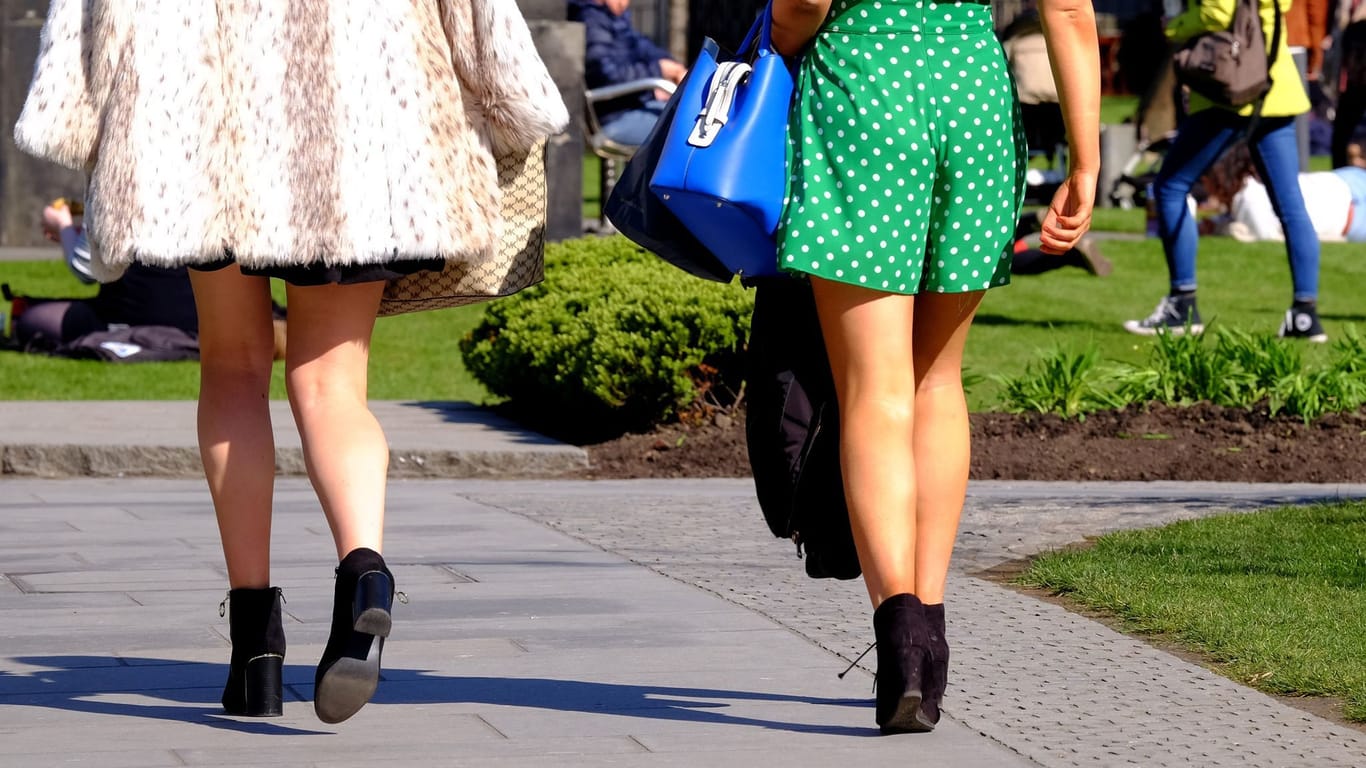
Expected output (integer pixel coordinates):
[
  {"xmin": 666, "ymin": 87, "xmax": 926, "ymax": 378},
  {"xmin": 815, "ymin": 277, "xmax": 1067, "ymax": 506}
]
[
  {"xmin": 603, "ymin": 65, "xmax": 735, "ymax": 284},
  {"xmin": 649, "ymin": 4, "xmax": 793, "ymax": 280}
]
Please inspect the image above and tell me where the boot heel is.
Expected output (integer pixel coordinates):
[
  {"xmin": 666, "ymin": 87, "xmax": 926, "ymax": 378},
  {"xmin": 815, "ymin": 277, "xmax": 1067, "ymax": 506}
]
[
  {"xmin": 353, "ymin": 571, "xmax": 393, "ymax": 637},
  {"xmin": 873, "ymin": 593, "xmax": 934, "ymax": 734},
  {"xmin": 244, "ymin": 654, "xmax": 285, "ymax": 717},
  {"xmin": 316, "ymin": 549, "xmax": 394, "ymax": 724},
  {"xmin": 220, "ymin": 587, "xmax": 286, "ymax": 718}
]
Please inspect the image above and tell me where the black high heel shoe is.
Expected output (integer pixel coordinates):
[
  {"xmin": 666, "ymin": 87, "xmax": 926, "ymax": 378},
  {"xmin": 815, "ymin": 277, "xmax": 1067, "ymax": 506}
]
[
  {"xmin": 920, "ymin": 602, "xmax": 948, "ymax": 727},
  {"xmin": 873, "ymin": 593, "xmax": 935, "ymax": 734},
  {"xmin": 220, "ymin": 586, "xmax": 286, "ymax": 717},
  {"xmin": 314, "ymin": 548, "xmax": 394, "ymax": 724}
]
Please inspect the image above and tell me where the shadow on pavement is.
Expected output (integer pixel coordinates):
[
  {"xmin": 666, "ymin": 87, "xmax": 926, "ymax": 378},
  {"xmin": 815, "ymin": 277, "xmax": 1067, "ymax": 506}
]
[{"xmin": 3, "ymin": 656, "xmax": 873, "ymax": 737}]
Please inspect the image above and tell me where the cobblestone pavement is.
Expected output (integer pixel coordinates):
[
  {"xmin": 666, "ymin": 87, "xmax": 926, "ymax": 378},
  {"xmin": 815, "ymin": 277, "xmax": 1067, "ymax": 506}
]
[{"xmin": 476, "ymin": 479, "xmax": 1366, "ymax": 767}]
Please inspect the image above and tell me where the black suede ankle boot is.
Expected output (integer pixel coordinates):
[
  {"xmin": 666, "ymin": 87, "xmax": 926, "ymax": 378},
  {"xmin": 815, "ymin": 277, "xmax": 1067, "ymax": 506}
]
[
  {"xmin": 314, "ymin": 548, "xmax": 394, "ymax": 724},
  {"xmin": 220, "ymin": 587, "xmax": 286, "ymax": 717},
  {"xmin": 873, "ymin": 593, "xmax": 934, "ymax": 734},
  {"xmin": 920, "ymin": 602, "xmax": 948, "ymax": 726}
]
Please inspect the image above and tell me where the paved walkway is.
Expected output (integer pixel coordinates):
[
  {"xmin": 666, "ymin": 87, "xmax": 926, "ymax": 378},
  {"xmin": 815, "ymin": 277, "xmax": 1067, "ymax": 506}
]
[{"xmin": 3, "ymin": 402, "xmax": 1366, "ymax": 766}]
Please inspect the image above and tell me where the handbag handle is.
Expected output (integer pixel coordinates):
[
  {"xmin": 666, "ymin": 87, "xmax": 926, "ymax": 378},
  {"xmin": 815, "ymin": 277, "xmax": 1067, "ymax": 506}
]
[{"xmin": 734, "ymin": 2, "xmax": 777, "ymax": 61}]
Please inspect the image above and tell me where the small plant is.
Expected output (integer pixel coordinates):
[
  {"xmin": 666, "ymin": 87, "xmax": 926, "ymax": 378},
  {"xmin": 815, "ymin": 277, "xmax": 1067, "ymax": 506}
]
[
  {"xmin": 998, "ymin": 325, "xmax": 1366, "ymax": 423},
  {"xmin": 994, "ymin": 345, "xmax": 1120, "ymax": 418},
  {"xmin": 1112, "ymin": 324, "xmax": 1254, "ymax": 407},
  {"xmin": 1213, "ymin": 328, "xmax": 1300, "ymax": 399},
  {"xmin": 1330, "ymin": 326, "xmax": 1366, "ymax": 374}
]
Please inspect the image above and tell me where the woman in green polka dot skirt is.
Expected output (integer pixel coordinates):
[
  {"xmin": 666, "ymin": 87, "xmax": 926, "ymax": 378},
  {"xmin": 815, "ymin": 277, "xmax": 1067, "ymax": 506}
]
[{"xmin": 772, "ymin": 0, "xmax": 1100, "ymax": 734}]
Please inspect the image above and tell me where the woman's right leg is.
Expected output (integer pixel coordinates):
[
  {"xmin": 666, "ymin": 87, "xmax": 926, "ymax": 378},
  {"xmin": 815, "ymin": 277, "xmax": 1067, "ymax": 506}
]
[
  {"xmin": 1153, "ymin": 110, "xmax": 1240, "ymax": 293},
  {"xmin": 189, "ymin": 265, "xmax": 279, "ymax": 589},
  {"xmin": 281, "ymin": 280, "xmax": 393, "ymax": 724},
  {"xmin": 281, "ymin": 281, "xmax": 387, "ymax": 558}
]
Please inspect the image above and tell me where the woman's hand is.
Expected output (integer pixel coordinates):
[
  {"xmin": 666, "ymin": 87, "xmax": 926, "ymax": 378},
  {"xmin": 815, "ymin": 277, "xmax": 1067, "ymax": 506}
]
[
  {"xmin": 41, "ymin": 203, "xmax": 74, "ymax": 242},
  {"xmin": 1038, "ymin": 171, "xmax": 1096, "ymax": 255}
]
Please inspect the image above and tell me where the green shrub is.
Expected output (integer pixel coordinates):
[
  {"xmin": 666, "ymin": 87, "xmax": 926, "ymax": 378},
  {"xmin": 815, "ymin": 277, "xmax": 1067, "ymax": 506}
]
[{"xmin": 459, "ymin": 236, "xmax": 753, "ymax": 439}]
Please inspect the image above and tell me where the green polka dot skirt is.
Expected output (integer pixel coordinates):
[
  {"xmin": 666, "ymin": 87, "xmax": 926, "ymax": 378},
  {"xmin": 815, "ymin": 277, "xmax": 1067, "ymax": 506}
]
[{"xmin": 778, "ymin": 0, "xmax": 1028, "ymax": 294}]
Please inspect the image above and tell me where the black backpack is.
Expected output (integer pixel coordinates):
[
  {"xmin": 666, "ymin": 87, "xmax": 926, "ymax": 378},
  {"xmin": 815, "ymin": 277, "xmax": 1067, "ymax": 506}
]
[{"xmin": 745, "ymin": 277, "xmax": 861, "ymax": 580}]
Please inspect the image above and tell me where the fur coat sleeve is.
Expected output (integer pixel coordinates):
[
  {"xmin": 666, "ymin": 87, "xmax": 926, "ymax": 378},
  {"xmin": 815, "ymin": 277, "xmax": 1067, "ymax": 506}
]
[
  {"xmin": 441, "ymin": 0, "xmax": 570, "ymax": 155},
  {"xmin": 12, "ymin": 0, "xmax": 119, "ymax": 170}
]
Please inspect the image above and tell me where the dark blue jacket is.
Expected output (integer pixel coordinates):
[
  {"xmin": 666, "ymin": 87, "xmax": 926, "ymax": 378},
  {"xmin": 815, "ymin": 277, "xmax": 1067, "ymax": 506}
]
[{"xmin": 568, "ymin": 0, "xmax": 674, "ymax": 117}]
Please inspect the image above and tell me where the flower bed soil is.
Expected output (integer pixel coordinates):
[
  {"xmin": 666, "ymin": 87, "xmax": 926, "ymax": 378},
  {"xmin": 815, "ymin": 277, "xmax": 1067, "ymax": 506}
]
[{"xmin": 577, "ymin": 403, "xmax": 1366, "ymax": 483}]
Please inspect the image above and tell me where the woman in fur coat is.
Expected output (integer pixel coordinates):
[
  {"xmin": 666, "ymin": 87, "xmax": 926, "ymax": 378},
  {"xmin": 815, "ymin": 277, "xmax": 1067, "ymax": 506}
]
[{"xmin": 14, "ymin": 0, "xmax": 568, "ymax": 723}]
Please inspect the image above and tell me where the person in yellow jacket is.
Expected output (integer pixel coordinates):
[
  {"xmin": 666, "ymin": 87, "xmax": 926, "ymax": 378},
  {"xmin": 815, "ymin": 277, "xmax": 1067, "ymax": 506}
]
[{"xmin": 1125, "ymin": 0, "xmax": 1326, "ymax": 342}]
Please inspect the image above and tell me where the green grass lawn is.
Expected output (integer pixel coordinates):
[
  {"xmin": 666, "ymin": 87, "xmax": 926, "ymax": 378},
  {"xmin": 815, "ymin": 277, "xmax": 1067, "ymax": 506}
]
[
  {"xmin": 3, "ymin": 232, "xmax": 1362, "ymax": 404},
  {"xmin": 0, "ymin": 261, "xmax": 492, "ymax": 401},
  {"xmin": 1099, "ymin": 94, "xmax": 1139, "ymax": 127},
  {"xmin": 1019, "ymin": 500, "xmax": 1366, "ymax": 722}
]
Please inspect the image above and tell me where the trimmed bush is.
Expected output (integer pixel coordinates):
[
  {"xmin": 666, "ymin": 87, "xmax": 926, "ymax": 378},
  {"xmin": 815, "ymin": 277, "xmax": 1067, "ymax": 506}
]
[{"xmin": 459, "ymin": 236, "xmax": 754, "ymax": 439}]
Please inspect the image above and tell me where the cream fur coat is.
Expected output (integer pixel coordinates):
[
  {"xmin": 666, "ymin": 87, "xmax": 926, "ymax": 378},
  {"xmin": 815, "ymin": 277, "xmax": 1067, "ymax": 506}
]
[{"xmin": 14, "ymin": 0, "xmax": 570, "ymax": 282}]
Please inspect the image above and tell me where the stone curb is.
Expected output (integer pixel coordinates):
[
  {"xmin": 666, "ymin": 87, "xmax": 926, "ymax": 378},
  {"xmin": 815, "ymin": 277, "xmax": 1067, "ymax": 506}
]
[
  {"xmin": 0, "ymin": 400, "xmax": 591, "ymax": 479},
  {"xmin": 0, "ymin": 443, "xmax": 589, "ymax": 479}
]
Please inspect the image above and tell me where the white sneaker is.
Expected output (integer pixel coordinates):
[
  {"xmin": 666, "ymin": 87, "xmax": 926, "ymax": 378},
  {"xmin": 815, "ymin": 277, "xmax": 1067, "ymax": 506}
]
[{"xmin": 1123, "ymin": 295, "xmax": 1205, "ymax": 336}]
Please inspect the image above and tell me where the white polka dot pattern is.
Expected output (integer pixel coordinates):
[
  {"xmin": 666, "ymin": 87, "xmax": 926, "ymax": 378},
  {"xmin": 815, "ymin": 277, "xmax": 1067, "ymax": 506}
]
[{"xmin": 777, "ymin": 0, "xmax": 1028, "ymax": 295}]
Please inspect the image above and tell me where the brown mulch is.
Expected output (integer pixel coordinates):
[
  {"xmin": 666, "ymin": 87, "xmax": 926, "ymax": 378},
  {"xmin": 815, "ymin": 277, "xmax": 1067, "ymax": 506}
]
[{"xmin": 577, "ymin": 402, "xmax": 1366, "ymax": 482}]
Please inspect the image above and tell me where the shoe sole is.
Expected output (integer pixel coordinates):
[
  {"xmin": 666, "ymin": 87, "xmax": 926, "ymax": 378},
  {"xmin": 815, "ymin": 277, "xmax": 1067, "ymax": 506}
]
[
  {"xmin": 1280, "ymin": 333, "xmax": 1328, "ymax": 343},
  {"xmin": 878, "ymin": 689, "xmax": 936, "ymax": 734},
  {"xmin": 315, "ymin": 580, "xmax": 393, "ymax": 725},
  {"xmin": 315, "ymin": 633, "xmax": 384, "ymax": 724},
  {"xmin": 1122, "ymin": 322, "xmax": 1204, "ymax": 337}
]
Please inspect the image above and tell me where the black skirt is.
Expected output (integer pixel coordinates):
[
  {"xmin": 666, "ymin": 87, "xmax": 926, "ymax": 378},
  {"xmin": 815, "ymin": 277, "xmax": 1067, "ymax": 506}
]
[{"xmin": 191, "ymin": 256, "xmax": 444, "ymax": 287}]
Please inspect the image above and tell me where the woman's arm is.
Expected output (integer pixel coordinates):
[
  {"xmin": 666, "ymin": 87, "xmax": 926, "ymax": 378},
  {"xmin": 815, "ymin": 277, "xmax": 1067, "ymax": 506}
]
[
  {"xmin": 772, "ymin": 0, "xmax": 832, "ymax": 57},
  {"xmin": 1036, "ymin": 0, "xmax": 1102, "ymax": 254}
]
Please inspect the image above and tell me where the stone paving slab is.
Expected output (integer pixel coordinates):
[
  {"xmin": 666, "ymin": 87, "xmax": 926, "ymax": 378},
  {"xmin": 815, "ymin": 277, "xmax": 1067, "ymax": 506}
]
[
  {"xmin": 0, "ymin": 246, "xmax": 57, "ymax": 262},
  {"xmin": 0, "ymin": 478, "xmax": 1031, "ymax": 768}
]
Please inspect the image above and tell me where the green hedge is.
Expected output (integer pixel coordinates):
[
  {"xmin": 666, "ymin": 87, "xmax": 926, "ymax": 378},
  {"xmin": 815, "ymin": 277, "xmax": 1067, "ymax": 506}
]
[{"xmin": 460, "ymin": 236, "xmax": 753, "ymax": 438}]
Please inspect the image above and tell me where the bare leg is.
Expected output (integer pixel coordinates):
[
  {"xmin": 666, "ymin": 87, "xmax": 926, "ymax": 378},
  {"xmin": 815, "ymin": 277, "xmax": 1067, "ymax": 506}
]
[
  {"xmin": 190, "ymin": 265, "xmax": 278, "ymax": 589},
  {"xmin": 810, "ymin": 277, "xmax": 918, "ymax": 608},
  {"xmin": 910, "ymin": 292, "xmax": 983, "ymax": 604},
  {"xmin": 283, "ymin": 281, "xmax": 387, "ymax": 559}
]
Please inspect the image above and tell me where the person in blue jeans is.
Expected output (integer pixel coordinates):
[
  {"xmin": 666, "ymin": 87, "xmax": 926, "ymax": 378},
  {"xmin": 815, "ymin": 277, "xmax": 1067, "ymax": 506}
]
[
  {"xmin": 1125, "ymin": 0, "xmax": 1326, "ymax": 341},
  {"xmin": 569, "ymin": 0, "xmax": 686, "ymax": 146}
]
